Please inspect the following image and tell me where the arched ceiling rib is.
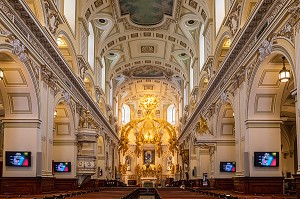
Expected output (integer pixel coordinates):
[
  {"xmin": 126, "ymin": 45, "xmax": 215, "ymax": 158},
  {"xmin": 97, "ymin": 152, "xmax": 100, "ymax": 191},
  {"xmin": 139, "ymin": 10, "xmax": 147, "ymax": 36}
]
[{"xmin": 84, "ymin": 0, "xmax": 210, "ymax": 109}]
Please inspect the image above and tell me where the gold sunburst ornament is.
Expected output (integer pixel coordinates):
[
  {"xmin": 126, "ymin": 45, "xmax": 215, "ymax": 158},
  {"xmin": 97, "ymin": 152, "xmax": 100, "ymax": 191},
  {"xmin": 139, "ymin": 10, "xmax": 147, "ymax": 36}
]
[{"xmin": 139, "ymin": 95, "xmax": 159, "ymax": 116}]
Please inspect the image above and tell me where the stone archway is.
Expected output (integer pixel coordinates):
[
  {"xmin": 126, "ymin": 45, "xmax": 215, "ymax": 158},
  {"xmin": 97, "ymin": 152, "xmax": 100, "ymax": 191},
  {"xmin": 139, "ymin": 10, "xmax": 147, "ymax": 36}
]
[{"xmin": 0, "ymin": 50, "xmax": 39, "ymax": 177}]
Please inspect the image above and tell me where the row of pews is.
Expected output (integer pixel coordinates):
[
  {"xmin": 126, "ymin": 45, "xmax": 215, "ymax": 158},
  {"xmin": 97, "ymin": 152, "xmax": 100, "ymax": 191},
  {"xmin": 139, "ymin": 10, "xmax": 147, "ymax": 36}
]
[
  {"xmin": 0, "ymin": 187, "xmax": 297, "ymax": 199},
  {"xmin": 0, "ymin": 187, "xmax": 136, "ymax": 199},
  {"xmin": 185, "ymin": 187, "xmax": 298, "ymax": 199}
]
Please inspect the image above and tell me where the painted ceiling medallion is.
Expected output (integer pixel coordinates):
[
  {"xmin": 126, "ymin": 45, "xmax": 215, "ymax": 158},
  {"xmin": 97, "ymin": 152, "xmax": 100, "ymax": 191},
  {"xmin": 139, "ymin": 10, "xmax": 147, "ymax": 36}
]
[
  {"xmin": 132, "ymin": 66, "xmax": 164, "ymax": 78},
  {"xmin": 119, "ymin": 0, "xmax": 174, "ymax": 25}
]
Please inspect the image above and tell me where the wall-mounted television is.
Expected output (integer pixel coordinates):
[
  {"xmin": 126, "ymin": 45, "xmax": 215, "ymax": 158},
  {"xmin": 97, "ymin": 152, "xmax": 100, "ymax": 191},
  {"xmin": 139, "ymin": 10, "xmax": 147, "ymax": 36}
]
[
  {"xmin": 5, "ymin": 151, "xmax": 31, "ymax": 167},
  {"xmin": 254, "ymin": 152, "xmax": 279, "ymax": 167},
  {"xmin": 220, "ymin": 162, "xmax": 236, "ymax": 172},
  {"xmin": 54, "ymin": 162, "xmax": 71, "ymax": 172}
]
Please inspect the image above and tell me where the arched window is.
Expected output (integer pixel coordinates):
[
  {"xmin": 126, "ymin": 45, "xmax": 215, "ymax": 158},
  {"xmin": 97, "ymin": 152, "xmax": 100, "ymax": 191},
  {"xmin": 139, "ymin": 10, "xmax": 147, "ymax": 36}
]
[
  {"xmin": 63, "ymin": 0, "xmax": 76, "ymax": 33},
  {"xmin": 215, "ymin": 0, "xmax": 225, "ymax": 34},
  {"xmin": 109, "ymin": 79, "xmax": 113, "ymax": 106},
  {"xmin": 122, "ymin": 104, "xmax": 130, "ymax": 124},
  {"xmin": 88, "ymin": 22, "xmax": 95, "ymax": 71},
  {"xmin": 199, "ymin": 25, "xmax": 205, "ymax": 71},
  {"xmin": 115, "ymin": 99, "xmax": 119, "ymax": 118},
  {"xmin": 101, "ymin": 60, "xmax": 106, "ymax": 93},
  {"xmin": 167, "ymin": 104, "xmax": 176, "ymax": 124},
  {"xmin": 184, "ymin": 87, "xmax": 188, "ymax": 107},
  {"xmin": 190, "ymin": 66, "xmax": 194, "ymax": 92}
]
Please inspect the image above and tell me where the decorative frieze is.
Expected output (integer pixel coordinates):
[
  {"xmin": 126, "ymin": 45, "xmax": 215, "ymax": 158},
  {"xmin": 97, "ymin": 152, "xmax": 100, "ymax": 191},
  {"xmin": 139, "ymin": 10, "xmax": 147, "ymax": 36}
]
[
  {"xmin": 195, "ymin": 116, "xmax": 212, "ymax": 135},
  {"xmin": 2, "ymin": 0, "xmax": 117, "ymax": 143},
  {"xmin": 61, "ymin": 89, "xmax": 71, "ymax": 104},
  {"xmin": 0, "ymin": 26, "xmax": 9, "ymax": 36},
  {"xmin": 28, "ymin": 59, "xmax": 40, "ymax": 79},
  {"xmin": 0, "ymin": 0, "xmax": 14, "ymax": 21},
  {"xmin": 225, "ymin": 2, "xmax": 242, "ymax": 36},
  {"xmin": 204, "ymin": 103, "xmax": 216, "ymax": 119},
  {"xmin": 5, "ymin": 34, "xmax": 28, "ymax": 62},
  {"xmin": 95, "ymin": 86, "xmax": 103, "ymax": 103},
  {"xmin": 202, "ymin": 57, "xmax": 214, "ymax": 81},
  {"xmin": 43, "ymin": 0, "xmax": 62, "ymax": 34},
  {"xmin": 258, "ymin": 38, "xmax": 273, "ymax": 62},
  {"xmin": 276, "ymin": 20, "xmax": 294, "ymax": 43},
  {"xmin": 267, "ymin": 0, "xmax": 289, "ymax": 25},
  {"xmin": 41, "ymin": 65, "xmax": 58, "ymax": 92},
  {"xmin": 77, "ymin": 56, "xmax": 88, "ymax": 80},
  {"xmin": 230, "ymin": 66, "xmax": 246, "ymax": 90},
  {"xmin": 77, "ymin": 157, "xmax": 96, "ymax": 175}
]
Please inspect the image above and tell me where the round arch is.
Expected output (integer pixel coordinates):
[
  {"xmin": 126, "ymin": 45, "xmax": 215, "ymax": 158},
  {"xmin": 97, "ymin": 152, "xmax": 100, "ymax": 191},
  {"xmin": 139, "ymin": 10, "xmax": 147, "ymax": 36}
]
[
  {"xmin": 56, "ymin": 31, "xmax": 79, "ymax": 75},
  {"xmin": 0, "ymin": 49, "xmax": 40, "ymax": 177}
]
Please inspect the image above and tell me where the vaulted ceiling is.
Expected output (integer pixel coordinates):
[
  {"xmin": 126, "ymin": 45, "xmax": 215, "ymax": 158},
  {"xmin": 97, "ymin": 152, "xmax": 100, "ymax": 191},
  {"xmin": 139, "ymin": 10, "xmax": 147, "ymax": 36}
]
[{"xmin": 83, "ymin": 0, "xmax": 210, "ymax": 110}]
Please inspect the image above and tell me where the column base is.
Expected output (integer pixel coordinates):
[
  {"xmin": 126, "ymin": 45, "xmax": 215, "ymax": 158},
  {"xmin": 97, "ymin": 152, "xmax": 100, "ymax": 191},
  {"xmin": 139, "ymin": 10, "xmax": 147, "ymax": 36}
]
[{"xmin": 233, "ymin": 177, "xmax": 284, "ymax": 194}]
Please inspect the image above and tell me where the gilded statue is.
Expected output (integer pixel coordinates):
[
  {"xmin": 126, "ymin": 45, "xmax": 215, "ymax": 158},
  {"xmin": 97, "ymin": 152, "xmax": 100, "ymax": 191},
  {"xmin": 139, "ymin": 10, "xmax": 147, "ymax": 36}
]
[
  {"xmin": 197, "ymin": 116, "xmax": 211, "ymax": 135},
  {"xmin": 156, "ymin": 164, "xmax": 162, "ymax": 178},
  {"xmin": 136, "ymin": 164, "xmax": 142, "ymax": 177},
  {"xmin": 170, "ymin": 163, "xmax": 175, "ymax": 174}
]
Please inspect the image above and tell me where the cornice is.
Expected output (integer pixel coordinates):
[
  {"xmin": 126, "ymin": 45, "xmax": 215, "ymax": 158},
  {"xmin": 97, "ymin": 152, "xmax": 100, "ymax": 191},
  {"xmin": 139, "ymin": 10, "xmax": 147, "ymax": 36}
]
[
  {"xmin": 180, "ymin": 0, "xmax": 290, "ymax": 140},
  {"xmin": 99, "ymin": 30, "xmax": 197, "ymax": 60},
  {"xmin": 1, "ymin": 0, "xmax": 118, "ymax": 141}
]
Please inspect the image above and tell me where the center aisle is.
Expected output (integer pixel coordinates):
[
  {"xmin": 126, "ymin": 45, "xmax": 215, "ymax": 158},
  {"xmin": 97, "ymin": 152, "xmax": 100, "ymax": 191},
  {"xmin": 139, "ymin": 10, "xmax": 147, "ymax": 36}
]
[
  {"xmin": 70, "ymin": 188, "xmax": 136, "ymax": 199},
  {"xmin": 156, "ymin": 188, "xmax": 215, "ymax": 199}
]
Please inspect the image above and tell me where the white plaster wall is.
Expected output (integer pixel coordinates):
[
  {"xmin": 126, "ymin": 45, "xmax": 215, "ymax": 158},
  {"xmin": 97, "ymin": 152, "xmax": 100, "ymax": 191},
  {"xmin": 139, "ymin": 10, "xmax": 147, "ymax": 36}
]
[
  {"xmin": 215, "ymin": 144, "xmax": 235, "ymax": 178},
  {"xmin": 198, "ymin": 152, "xmax": 210, "ymax": 179},
  {"xmin": 53, "ymin": 144, "xmax": 77, "ymax": 178},
  {"xmin": 248, "ymin": 127, "xmax": 281, "ymax": 177},
  {"xmin": 3, "ymin": 127, "xmax": 39, "ymax": 177}
]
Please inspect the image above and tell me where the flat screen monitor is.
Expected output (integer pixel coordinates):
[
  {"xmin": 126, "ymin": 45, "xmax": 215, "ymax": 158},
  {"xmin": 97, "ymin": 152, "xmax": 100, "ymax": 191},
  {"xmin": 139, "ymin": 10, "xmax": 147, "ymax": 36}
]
[
  {"xmin": 254, "ymin": 152, "xmax": 279, "ymax": 167},
  {"xmin": 54, "ymin": 162, "xmax": 71, "ymax": 172},
  {"xmin": 220, "ymin": 162, "xmax": 236, "ymax": 172},
  {"xmin": 5, "ymin": 151, "xmax": 31, "ymax": 167}
]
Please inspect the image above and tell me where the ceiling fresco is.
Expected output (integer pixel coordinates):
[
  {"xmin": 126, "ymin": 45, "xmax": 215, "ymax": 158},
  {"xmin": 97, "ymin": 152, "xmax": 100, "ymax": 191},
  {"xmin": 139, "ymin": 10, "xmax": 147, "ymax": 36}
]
[
  {"xmin": 132, "ymin": 65, "xmax": 164, "ymax": 77},
  {"xmin": 119, "ymin": 0, "xmax": 174, "ymax": 25}
]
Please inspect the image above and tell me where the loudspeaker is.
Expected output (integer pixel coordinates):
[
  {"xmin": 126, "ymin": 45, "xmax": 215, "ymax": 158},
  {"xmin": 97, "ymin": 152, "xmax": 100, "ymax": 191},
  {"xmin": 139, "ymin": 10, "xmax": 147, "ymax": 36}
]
[
  {"xmin": 244, "ymin": 152, "xmax": 250, "ymax": 177},
  {"xmin": 36, "ymin": 152, "xmax": 42, "ymax": 177}
]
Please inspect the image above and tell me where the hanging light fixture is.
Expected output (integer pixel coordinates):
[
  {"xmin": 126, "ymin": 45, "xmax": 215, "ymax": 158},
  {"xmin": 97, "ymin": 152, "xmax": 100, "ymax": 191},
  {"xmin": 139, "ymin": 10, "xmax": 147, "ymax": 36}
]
[
  {"xmin": 0, "ymin": 68, "xmax": 3, "ymax": 80},
  {"xmin": 279, "ymin": 57, "xmax": 291, "ymax": 82},
  {"xmin": 54, "ymin": 110, "xmax": 57, "ymax": 118}
]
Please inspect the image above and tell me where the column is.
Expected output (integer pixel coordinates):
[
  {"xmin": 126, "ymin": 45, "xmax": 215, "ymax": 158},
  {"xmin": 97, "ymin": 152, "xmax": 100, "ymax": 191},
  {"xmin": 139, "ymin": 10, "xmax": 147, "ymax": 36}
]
[
  {"xmin": 293, "ymin": 16, "xmax": 300, "ymax": 199},
  {"xmin": 233, "ymin": 82, "xmax": 247, "ymax": 176},
  {"xmin": 40, "ymin": 81, "xmax": 55, "ymax": 177}
]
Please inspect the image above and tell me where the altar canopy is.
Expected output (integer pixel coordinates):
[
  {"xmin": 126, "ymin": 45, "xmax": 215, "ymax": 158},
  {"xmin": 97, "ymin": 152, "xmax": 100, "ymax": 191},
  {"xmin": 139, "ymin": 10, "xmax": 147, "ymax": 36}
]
[{"xmin": 118, "ymin": 95, "xmax": 178, "ymax": 185}]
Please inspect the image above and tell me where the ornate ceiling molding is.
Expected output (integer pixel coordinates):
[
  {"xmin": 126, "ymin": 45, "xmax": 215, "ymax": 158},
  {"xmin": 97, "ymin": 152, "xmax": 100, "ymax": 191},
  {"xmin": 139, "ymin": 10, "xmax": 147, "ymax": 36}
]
[
  {"xmin": 99, "ymin": 31, "xmax": 196, "ymax": 59},
  {"xmin": 2, "ymin": 0, "xmax": 118, "ymax": 141},
  {"xmin": 110, "ymin": 58, "xmax": 187, "ymax": 82},
  {"xmin": 181, "ymin": 0, "xmax": 290, "ymax": 139}
]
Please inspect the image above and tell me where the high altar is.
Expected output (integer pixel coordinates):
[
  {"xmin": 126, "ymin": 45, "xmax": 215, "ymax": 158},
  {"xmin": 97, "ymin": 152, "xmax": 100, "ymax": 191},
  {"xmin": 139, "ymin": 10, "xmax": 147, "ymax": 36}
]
[{"xmin": 118, "ymin": 95, "xmax": 179, "ymax": 186}]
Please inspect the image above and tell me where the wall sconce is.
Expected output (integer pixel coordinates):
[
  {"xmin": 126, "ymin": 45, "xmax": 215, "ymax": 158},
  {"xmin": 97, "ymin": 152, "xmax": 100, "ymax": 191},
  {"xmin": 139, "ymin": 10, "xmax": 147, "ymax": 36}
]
[
  {"xmin": 279, "ymin": 57, "xmax": 291, "ymax": 82},
  {"xmin": 0, "ymin": 68, "xmax": 3, "ymax": 80},
  {"xmin": 54, "ymin": 110, "xmax": 57, "ymax": 118}
]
